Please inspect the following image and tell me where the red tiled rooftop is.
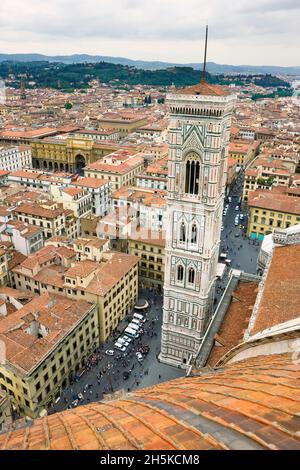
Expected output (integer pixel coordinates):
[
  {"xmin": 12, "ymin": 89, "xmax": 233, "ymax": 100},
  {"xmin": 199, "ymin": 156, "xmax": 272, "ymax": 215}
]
[
  {"xmin": 248, "ymin": 188, "xmax": 300, "ymax": 215},
  {"xmin": 208, "ymin": 281, "xmax": 259, "ymax": 367},
  {"xmin": 250, "ymin": 244, "xmax": 300, "ymax": 336},
  {"xmin": 177, "ymin": 80, "xmax": 230, "ymax": 97},
  {"xmin": 71, "ymin": 177, "xmax": 109, "ymax": 189}
]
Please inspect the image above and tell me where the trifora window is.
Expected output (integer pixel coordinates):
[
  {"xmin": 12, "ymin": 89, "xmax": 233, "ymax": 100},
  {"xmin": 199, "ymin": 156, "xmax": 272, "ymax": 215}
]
[{"xmin": 185, "ymin": 154, "xmax": 201, "ymax": 195}]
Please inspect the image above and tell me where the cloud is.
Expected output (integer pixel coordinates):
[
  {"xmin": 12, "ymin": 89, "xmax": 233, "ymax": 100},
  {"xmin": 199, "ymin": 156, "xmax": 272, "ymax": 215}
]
[{"xmin": 0, "ymin": 0, "xmax": 299, "ymax": 65}]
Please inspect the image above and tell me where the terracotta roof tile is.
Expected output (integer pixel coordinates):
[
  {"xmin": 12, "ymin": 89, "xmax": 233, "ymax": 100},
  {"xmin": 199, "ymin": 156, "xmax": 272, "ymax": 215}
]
[
  {"xmin": 208, "ymin": 281, "xmax": 259, "ymax": 366},
  {"xmin": 177, "ymin": 80, "xmax": 230, "ymax": 97},
  {"xmin": 250, "ymin": 245, "xmax": 300, "ymax": 336},
  {"xmin": 1, "ymin": 353, "xmax": 299, "ymax": 450}
]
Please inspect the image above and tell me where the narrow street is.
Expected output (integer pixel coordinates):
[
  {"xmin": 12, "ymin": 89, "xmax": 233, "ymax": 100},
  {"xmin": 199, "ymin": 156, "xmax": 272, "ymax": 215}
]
[
  {"xmin": 50, "ymin": 290, "xmax": 185, "ymax": 414},
  {"xmin": 221, "ymin": 170, "xmax": 261, "ymax": 274}
]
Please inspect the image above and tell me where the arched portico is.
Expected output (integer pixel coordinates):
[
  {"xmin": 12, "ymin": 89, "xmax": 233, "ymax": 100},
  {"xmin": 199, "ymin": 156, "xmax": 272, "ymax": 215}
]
[{"xmin": 75, "ymin": 154, "xmax": 86, "ymax": 174}]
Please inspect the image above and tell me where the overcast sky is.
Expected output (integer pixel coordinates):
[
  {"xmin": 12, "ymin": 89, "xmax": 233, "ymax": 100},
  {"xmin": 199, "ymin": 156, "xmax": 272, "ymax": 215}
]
[{"xmin": 0, "ymin": 0, "xmax": 299, "ymax": 66}]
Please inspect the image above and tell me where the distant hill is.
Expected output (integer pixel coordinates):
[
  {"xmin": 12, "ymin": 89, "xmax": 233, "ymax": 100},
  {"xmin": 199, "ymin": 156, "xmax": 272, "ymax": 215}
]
[{"xmin": 0, "ymin": 53, "xmax": 299, "ymax": 75}]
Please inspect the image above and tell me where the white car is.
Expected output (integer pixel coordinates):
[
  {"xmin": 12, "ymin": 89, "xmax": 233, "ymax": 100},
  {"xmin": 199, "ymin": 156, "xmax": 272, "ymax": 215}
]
[
  {"xmin": 235, "ymin": 205, "xmax": 239, "ymax": 211},
  {"xmin": 78, "ymin": 393, "xmax": 83, "ymax": 400},
  {"xmin": 105, "ymin": 349, "xmax": 114, "ymax": 356},
  {"xmin": 118, "ymin": 337, "xmax": 128, "ymax": 346},
  {"xmin": 123, "ymin": 336, "xmax": 132, "ymax": 343},
  {"xmin": 221, "ymin": 225, "xmax": 224, "ymax": 231},
  {"xmin": 136, "ymin": 352, "xmax": 143, "ymax": 362},
  {"xmin": 114, "ymin": 343, "xmax": 126, "ymax": 352},
  {"xmin": 240, "ymin": 214, "xmax": 244, "ymax": 220}
]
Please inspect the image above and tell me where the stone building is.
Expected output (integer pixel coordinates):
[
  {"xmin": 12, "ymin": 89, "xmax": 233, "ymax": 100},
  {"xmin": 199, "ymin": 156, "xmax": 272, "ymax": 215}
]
[
  {"xmin": 31, "ymin": 137, "xmax": 119, "ymax": 173},
  {"xmin": 160, "ymin": 80, "xmax": 236, "ymax": 367}
]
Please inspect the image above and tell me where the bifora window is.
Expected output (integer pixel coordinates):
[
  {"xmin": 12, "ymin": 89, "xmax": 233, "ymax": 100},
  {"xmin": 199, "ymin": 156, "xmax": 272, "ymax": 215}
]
[
  {"xmin": 177, "ymin": 265, "xmax": 184, "ymax": 282},
  {"xmin": 191, "ymin": 224, "xmax": 197, "ymax": 244},
  {"xmin": 188, "ymin": 267, "xmax": 195, "ymax": 284},
  {"xmin": 179, "ymin": 222, "xmax": 186, "ymax": 242},
  {"xmin": 185, "ymin": 153, "xmax": 201, "ymax": 195}
]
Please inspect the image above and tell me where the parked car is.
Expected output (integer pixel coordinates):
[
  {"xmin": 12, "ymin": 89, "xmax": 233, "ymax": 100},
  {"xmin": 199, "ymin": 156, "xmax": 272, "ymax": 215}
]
[
  {"xmin": 114, "ymin": 343, "xmax": 126, "ymax": 352},
  {"xmin": 136, "ymin": 352, "xmax": 143, "ymax": 362},
  {"xmin": 123, "ymin": 336, "xmax": 132, "ymax": 343},
  {"xmin": 118, "ymin": 337, "xmax": 130, "ymax": 347},
  {"xmin": 105, "ymin": 349, "xmax": 114, "ymax": 356},
  {"xmin": 78, "ymin": 393, "xmax": 83, "ymax": 400}
]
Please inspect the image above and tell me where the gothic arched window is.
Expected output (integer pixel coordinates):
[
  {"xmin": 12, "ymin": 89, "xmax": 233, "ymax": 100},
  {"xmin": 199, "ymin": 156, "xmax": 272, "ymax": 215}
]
[
  {"xmin": 177, "ymin": 265, "xmax": 184, "ymax": 282},
  {"xmin": 188, "ymin": 267, "xmax": 195, "ymax": 284},
  {"xmin": 191, "ymin": 224, "xmax": 197, "ymax": 244},
  {"xmin": 179, "ymin": 222, "xmax": 186, "ymax": 243},
  {"xmin": 185, "ymin": 157, "xmax": 200, "ymax": 195}
]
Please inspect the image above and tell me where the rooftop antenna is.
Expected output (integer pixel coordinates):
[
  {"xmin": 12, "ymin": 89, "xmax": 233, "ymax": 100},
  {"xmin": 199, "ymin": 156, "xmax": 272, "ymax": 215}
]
[{"xmin": 201, "ymin": 24, "xmax": 208, "ymax": 83}]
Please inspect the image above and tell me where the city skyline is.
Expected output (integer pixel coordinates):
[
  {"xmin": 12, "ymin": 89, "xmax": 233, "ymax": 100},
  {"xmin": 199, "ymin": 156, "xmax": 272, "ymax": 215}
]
[{"xmin": 0, "ymin": 0, "xmax": 300, "ymax": 66}]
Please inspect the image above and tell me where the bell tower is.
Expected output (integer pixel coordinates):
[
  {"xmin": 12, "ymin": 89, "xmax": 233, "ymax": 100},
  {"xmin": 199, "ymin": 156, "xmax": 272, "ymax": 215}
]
[{"xmin": 159, "ymin": 29, "xmax": 236, "ymax": 367}]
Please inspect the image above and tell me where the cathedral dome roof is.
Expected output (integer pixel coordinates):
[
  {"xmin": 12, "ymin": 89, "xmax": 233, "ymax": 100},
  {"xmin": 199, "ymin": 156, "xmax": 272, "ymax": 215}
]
[{"xmin": 1, "ymin": 353, "xmax": 299, "ymax": 450}]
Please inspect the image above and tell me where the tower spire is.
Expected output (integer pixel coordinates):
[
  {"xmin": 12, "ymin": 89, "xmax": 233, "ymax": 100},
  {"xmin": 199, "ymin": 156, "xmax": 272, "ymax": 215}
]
[{"xmin": 201, "ymin": 24, "xmax": 208, "ymax": 83}]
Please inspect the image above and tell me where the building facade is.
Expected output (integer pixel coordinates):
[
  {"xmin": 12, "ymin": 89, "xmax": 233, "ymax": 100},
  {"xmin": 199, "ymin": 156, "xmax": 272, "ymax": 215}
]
[
  {"xmin": 85, "ymin": 150, "xmax": 145, "ymax": 192},
  {"xmin": 31, "ymin": 137, "xmax": 119, "ymax": 173},
  {"xmin": 160, "ymin": 81, "xmax": 235, "ymax": 367},
  {"xmin": 0, "ymin": 145, "xmax": 32, "ymax": 172},
  {"xmin": 71, "ymin": 177, "xmax": 111, "ymax": 217},
  {"xmin": 0, "ymin": 391, "xmax": 12, "ymax": 431},
  {"xmin": 128, "ymin": 229, "xmax": 165, "ymax": 290},
  {"xmin": 13, "ymin": 202, "xmax": 67, "ymax": 240},
  {"xmin": 247, "ymin": 188, "xmax": 300, "ymax": 240},
  {"xmin": 0, "ymin": 292, "xmax": 99, "ymax": 419},
  {"xmin": 228, "ymin": 140, "xmax": 260, "ymax": 168}
]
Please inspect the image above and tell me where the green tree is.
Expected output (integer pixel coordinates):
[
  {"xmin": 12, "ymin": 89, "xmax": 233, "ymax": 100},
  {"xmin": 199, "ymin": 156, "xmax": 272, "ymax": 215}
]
[{"xmin": 65, "ymin": 101, "xmax": 73, "ymax": 110}]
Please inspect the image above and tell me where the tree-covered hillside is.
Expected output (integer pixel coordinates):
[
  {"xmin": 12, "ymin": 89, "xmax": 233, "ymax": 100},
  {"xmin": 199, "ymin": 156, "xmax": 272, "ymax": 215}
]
[{"xmin": 0, "ymin": 61, "xmax": 292, "ymax": 93}]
